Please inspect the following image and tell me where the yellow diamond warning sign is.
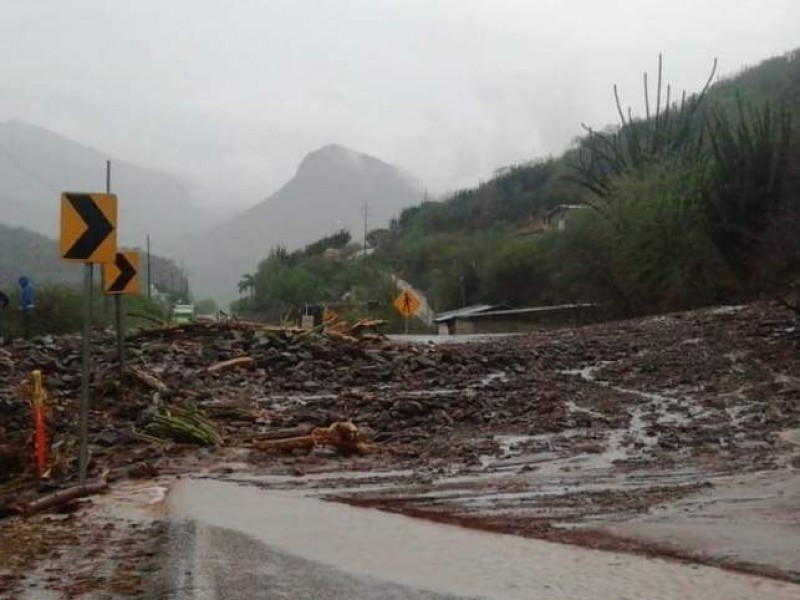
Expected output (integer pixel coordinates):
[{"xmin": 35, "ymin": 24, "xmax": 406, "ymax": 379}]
[{"xmin": 393, "ymin": 290, "xmax": 421, "ymax": 317}]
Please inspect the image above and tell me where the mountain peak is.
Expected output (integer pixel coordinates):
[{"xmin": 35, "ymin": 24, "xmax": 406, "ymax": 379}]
[
  {"xmin": 179, "ymin": 144, "xmax": 422, "ymax": 301},
  {"xmin": 296, "ymin": 143, "xmax": 382, "ymax": 177}
]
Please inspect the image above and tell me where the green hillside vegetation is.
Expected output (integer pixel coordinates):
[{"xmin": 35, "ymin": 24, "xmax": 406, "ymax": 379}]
[
  {"xmin": 0, "ymin": 224, "xmax": 81, "ymax": 289},
  {"xmin": 0, "ymin": 284, "xmax": 167, "ymax": 338},
  {"xmin": 238, "ymin": 48, "xmax": 799, "ymax": 323},
  {"xmin": 234, "ymin": 229, "xmax": 422, "ymax": 329},
  {"xmin": 0, "ymin": 222, "xmax": 194, "ymax": 335},
  {"xmin": 372, "ymin": 49, "xmax": 800, "ymax": 315}
]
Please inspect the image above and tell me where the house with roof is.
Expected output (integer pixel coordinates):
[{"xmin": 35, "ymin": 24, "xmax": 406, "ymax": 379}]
[{"xmin": 433, "ymin": 302, "xmax": 596, "ymax": 335}]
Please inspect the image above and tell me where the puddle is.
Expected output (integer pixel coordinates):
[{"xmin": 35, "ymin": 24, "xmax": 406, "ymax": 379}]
[
  {"xmin": 605, "ymin": 470, "xmax": 800, "ymax": 577},
  {"xmin": 710, "ymin": 305, "xmax": 746, "ymax": 315},
  {"xmin": 221, "ymin": 469, "xmax": 419, "ymax": 496},
  {"xmin": 559, "ymin": 364, "xmax": 604, "ymax": 381},
  {"xmin": 480, "ymin": 371, "xmax": 508, "ymax": 386},
  {"xmin": 253, "ymin": 393, "xmax": 339, "ymax": 405},
  {"xmin": 389, "ymin": 334, "xmax": 517, "ymax": 345},
  {"xmin": 779, "ymin": 428, "xmax": 800, "ymax": 447},
  {"xmin": 560, "ymin": 361, "xmax": 719, "ymax": 459},
  {"xmin": 565, "ymin": 399, "xmax": 608, "ymax": 421},
  {"xmin": 168, "ymin": 478, "xmax": 799, "ymax": 600},
  {"xmin": 494, "ymin": 434, "xmax": 546, "ymax": 455},
  {"xmin": 401, "ymin": 389, "xmax": 465, "ymax": 398}
]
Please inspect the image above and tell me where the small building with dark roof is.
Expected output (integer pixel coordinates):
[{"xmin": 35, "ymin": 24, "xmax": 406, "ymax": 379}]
[{"xmin": 434, "ymin": 302, "xmax": 596, "ymax": 335}]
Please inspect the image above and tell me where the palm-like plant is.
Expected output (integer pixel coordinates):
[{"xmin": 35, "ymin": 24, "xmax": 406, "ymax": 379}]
[{"xmin": 238, "ymin": 273, "xmax": 256, "ymax": 298}]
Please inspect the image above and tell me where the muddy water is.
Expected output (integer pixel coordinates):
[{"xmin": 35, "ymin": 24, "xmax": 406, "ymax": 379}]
[{"xmin": 168, "ymin": 478, "xmax": 799, "ymax": 600}]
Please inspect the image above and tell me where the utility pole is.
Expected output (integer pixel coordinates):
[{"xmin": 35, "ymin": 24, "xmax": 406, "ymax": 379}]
[
  {"xmin": 79, "ymin": 261, "xmax": 91, "ymax": 483},
  {"xmin": 106, "ymin": 161, "xmax": 125, "ymax": 381},
  {"xmin": 362, "ymin": 200, "xmax": 369, "ymax": 256},
  {"xmin": 146, "ymin": 235, "xmax": 152, "ymax": 300},
  {"xmin": 101, "ymin": 161, "xmax": 112, "ymax": 320},
  {"xmin": 180, "ymin": 260, "xmax": 188, "ymax": 300}
]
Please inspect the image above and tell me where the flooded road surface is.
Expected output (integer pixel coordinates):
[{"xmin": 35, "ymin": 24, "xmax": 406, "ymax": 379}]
[{"xmin": 166, "ymin": 478, "xmax": 799, "ymax": 600}]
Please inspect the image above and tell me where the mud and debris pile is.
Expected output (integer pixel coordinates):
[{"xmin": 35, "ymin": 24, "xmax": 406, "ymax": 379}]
[
  {"xmin": 2, "ymin": 302, "xmax": 800, "ymax": 595},
  {"xmin": 0, "ymin": 319, "xmax": 511, "ymax": 492},
  {"xmin": 1, "ymin": 302, "xmax": 799, "ymax": 513}
]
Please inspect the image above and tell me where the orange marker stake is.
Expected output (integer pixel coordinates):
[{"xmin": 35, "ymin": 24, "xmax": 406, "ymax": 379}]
[{"xmin": 31, "ymin": 370, "xmax": 48, "ymax": 478}]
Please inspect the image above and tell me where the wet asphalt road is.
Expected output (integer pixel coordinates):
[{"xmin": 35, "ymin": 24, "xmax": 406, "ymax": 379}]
[
  {"xmin": 157, "ymin": 479, "xmax": 800, "ymax": 600},
  {"xmin": 160, "ymin": 520, "xmax": 477, "ymax": 600}
]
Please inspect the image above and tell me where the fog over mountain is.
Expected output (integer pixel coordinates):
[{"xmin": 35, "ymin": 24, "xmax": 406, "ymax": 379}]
[
  {"xmin": 0, "ymin": 119, "xmax": 422, "ymax": 301},
  {"xmin": 0, "ymin": 120, "xmax": 211, "ymax": 247},
  {"xmin": 169, "ymin": 144, "xmax": 422, "ymax": 303}
]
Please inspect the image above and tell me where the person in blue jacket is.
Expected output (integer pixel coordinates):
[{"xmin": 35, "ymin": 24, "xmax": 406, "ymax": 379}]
[
  {"xmin": 18, "ymin": 276, "xmax": 35, "ymax": 338},
  {"xmin": 0, "ymin": 289, "xmax": 9, "ymax": 343}
]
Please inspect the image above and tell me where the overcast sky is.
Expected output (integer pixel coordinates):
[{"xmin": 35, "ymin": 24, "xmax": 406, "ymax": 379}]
[{"xmin": 0, "ymin": 1, "xmax": 797, "ymax": 214}]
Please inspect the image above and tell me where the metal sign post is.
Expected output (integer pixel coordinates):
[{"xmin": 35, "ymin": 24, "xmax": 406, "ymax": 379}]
[
  {"xmin": 60, "ymin": 191, "xmax": 117, "ymax": 484},
  {"xmin": 79, "ymin": 263, "xmax": 92, "ymax": 482},
  {"xmin": 115, "ymin": 291, "xmax": 124, "ymax": 378},
  {"xmin": 103, "ymin": 251, "xmax": 139, "ymax": 381},
  {"xmin": 106, "ymin": 161, "xmax": 124, "ymax": 380}
]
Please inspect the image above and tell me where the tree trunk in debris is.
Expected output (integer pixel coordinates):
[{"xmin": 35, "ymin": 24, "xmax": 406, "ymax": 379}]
[{"xmin": 16, "ymin": 478, "xmax": 108, "ymax": 517}]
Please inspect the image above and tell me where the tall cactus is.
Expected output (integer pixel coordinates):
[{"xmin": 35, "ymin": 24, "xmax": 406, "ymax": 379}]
[
  {"xmin": 705, "ymin": 95, "xmax": 792, "ymax": 263},
  {"xmin": 571, "ymin": 55, "xmax": 718, "ymax": 203}
]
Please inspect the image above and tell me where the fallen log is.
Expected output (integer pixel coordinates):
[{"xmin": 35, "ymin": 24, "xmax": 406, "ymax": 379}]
[
  {"xmin": 16, "ymin": 477, "xmax": 108, "ymax": 517},
  {"xmin": 253, "ymin": 421, "xmax": 369, "ymax": 455},
  {"xmin": 254, "ymin": 433, "xmax": 317, "ymax": 453},
  {"xmin": 207, "ymin": 356, "xmax": 255, "ymax": 373}
]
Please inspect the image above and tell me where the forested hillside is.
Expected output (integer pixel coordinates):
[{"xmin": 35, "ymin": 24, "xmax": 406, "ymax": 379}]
[
  {"xmin": 0, "ymin": 222, "xmax": 189, "ymax": 299},
  {"xmin": 233, "ymin": 230, "xmax": 420, "ymax": 330},
  {"xmin": 0, "ymin": 224, "xmax": 80, "ymax": 289},
  {"xmin": 370, "ymin": 49, "xmax": 800, "ymax": 314},
  {"xmin": 235, "ymin": 48, "xmax": 799, "ymax": 324}
]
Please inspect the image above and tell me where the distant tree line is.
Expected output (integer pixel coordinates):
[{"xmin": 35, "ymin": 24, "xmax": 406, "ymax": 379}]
[
  {"xmin": 237, "ymin": 49, "xmax": 800, "ymax": 320},
  {"xmin": 370, "ymin": 50, "xmax": 799, "ymax": 315}
]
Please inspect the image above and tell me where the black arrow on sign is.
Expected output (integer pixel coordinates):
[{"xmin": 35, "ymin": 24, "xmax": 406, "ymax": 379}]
[
  {"xmin": 63, "ymin": 194, "xmax": 114, "ymax": 260},
  {"xmin": 109, "ymin": 253, "xmax": 136, "ymax": 292}
]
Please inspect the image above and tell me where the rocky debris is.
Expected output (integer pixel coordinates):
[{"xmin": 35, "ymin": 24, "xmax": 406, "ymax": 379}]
[
  {"xmin": 0, "ymin": 301, "xmax": 798, "ymax": 518},
  {"xmin": 0, "ymin": 319, "xmax": 510, "ymax": 509}
]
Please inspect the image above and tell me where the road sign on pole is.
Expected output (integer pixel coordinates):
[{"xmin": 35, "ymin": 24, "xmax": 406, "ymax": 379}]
[
  {"xmin": 103, "ymin": 252, "xmax": 139, "ymax": 295},
  {"xmin": 60, "ymin": 190, "xmax": 118, "ymax": 484},
  {"xmin": 393, "ymin": 289, "xmax": 421, "ymax": 335},
  {"xmin": 104, "ymin": 251, "xmax": 138, "ymax": 380},
  {"xmin": 60, "ymin": 192, "xmax": 117, "ymax": 263},
  {"xmin": 393, "ymin": 290, "xmax": 421, "ymax": 317}
]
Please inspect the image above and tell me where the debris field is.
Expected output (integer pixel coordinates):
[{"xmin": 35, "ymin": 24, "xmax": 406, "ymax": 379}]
[{"xmin": 1, "ymin": 302, "xmax": 800, "ymax": 595}]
